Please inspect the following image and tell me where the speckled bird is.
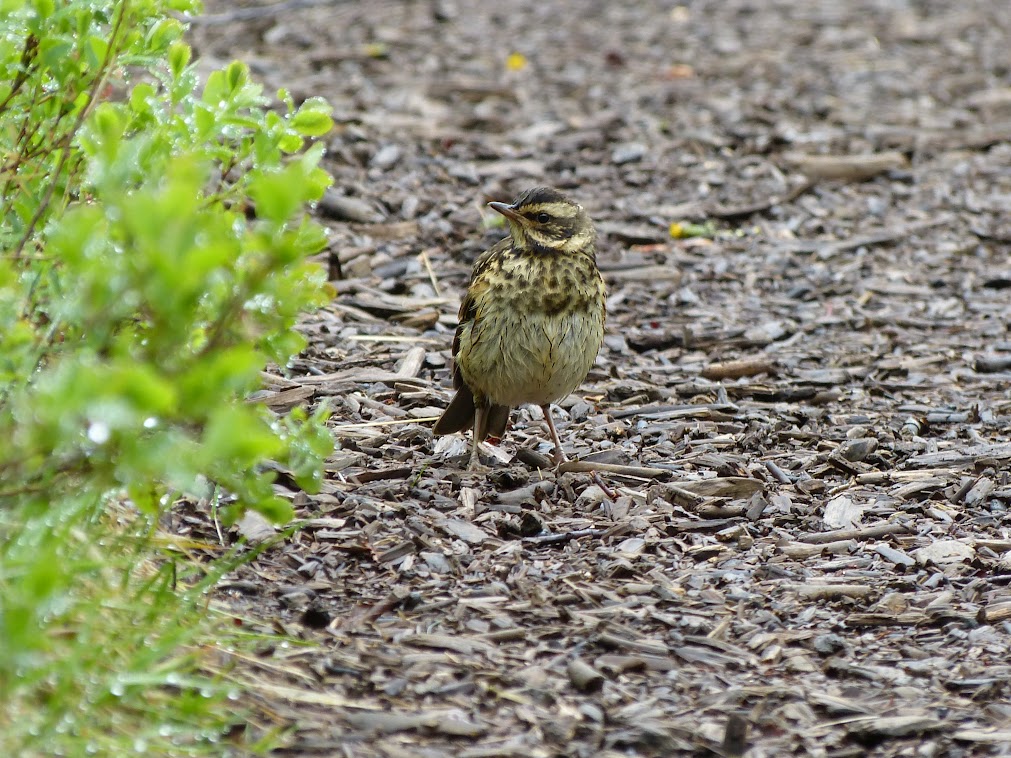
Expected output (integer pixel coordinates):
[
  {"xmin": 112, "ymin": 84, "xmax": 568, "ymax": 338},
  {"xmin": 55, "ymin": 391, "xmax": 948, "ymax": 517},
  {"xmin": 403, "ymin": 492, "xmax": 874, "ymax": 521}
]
[{"xmin": 433, "ymin": 187, "xmax": 606, "ymax": 469}]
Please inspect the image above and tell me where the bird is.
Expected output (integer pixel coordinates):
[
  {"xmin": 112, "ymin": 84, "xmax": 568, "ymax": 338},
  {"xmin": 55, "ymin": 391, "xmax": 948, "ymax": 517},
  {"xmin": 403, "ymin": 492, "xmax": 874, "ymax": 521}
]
[{"xmin": 433, "ymin": 186, "xmax": 606, "ymax": 470}]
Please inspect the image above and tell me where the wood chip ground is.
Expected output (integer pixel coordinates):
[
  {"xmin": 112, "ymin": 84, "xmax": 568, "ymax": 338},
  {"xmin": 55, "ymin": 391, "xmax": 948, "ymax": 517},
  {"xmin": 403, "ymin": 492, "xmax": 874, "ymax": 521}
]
[{"xmin": 185, "ymin": 1, "xmax": 1011, "ymax": 755}]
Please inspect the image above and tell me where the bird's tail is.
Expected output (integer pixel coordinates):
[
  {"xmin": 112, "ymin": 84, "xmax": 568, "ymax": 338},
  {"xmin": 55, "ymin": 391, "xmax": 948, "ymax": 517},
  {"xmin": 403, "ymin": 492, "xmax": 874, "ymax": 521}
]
[
  {"xmin": 433, "ymin": 385, "xmax": 475, "ymax": 435},
  {"xmin": 434, "ymin": 385, "xmax": 510, "ymax": 441},
  {"xmin": 481, "ymin": 403, "xmax": 510, "ymax": 441}
]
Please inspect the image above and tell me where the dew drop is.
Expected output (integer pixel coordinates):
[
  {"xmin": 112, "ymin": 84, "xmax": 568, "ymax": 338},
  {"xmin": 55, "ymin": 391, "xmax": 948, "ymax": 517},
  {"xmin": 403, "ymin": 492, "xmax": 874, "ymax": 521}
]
[{"xmin": 87, "ymin": 422, "xmax": 110, "ymax": 444}]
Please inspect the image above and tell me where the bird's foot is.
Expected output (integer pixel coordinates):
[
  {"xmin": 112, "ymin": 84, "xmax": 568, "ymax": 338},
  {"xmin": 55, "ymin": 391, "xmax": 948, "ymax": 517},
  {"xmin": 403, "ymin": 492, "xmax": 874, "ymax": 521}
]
[{"xmin": 466, "ymin": 448, "xmax": 489, "ymax": 472}]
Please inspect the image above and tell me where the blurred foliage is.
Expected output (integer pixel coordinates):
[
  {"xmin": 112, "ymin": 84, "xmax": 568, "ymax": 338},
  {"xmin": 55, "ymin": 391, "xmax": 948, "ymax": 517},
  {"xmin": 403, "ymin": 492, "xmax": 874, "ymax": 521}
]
[{"xmin": 1, "ymin": 0, "xmax": 335, "ymax": 752}]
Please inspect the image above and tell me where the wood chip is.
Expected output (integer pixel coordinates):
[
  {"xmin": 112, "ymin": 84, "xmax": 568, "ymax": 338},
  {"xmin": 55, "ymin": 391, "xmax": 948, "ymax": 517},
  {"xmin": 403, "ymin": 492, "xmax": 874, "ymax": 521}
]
[
  {"xmin": 192, "ymin": 6, "xmax": 1011, "ymax": 755},
  {"xmin": 873, "ymin": 543, "xmax": 916, "ymax": 567},
  {"xmin": 798, "ymin": 523, "xmax": 910, "ymax": 544},
  {"xmin": 906, "ymin": 442, "xmax": 1011, "ymax": 468},
  {"xmin": 789, "ymin": 583, "xmax": 873, "ymax": 600},
  {"xmin": 783, "ymin": 151, "xmax": 908, "ymax": 180},
  {"xmin": 400, "ymin": 633, "xmax": 496, "ymax": 656},
  {"xmin": 439, "ymin": 518, "xmax": 490, "ymax": 545},
  {"xmin": 700, "ymin": 358, "xmax": 776, "ymax": 380},
  {"xmin": 845, "ymin": 715, "xmax": 943, "ymax": 738},
  {"xmin": 913, "ymin": 540, "xmax": 975, "ymax": 566},
  {"xmin": 822, "ymin": 495, "xmax": 865, "ymax": 529},
  {"xmin": 674, "ymin": 477, "xmax": 765, "ymax": 498},
  {"xmin": 236, "ymin": 510, "xmax": 277, "ymax": 544},
  {"xmin": 566, "ymin": 658, "xmax": 606, "ymax": 692}
]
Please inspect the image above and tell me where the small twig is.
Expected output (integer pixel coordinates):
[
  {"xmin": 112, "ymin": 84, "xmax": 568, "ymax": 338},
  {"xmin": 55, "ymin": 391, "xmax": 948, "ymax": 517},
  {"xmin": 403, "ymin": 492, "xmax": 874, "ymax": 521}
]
[
  {"xmin": 418, "ymin": 248, "xmax": 442, "ymax": 297},
  {"xmin": 522, "ymin": 528, "xmax": 607, "ymax": 546},
  {"xmin": 0, "ymin": 34, "xmax": 37, "ymax": 113},
  {"xmin": 590, "ymin": 471, "xmax": 618, "ymax": 501},
  {"xmin": 782, "ymin": 151, "xmax": 908, "ymax": 181},
  {"xmin": 701, "ymin": 358, "xmax": 777, "ymax": 381},
  {"xmin": 330, "ymin": 416, "xmax": 439, "ymax": 432},
  {"xmin": 706, "ymin": 179, "xmax": 814, "ymax": 220},
  {"xmin": 974, "ymin": 355, "xmax": 1011, "ymax": 373},
  {"xmin": 556, "ymin": 459, "xmax": 667, "ymax": 479},
  {"xmin": 763, "ymin": 460, "xmax": 792, "ymax": 484},
  {"xmin": 797, "ymin": 523, "xmax": 910, "ymax": 545}
]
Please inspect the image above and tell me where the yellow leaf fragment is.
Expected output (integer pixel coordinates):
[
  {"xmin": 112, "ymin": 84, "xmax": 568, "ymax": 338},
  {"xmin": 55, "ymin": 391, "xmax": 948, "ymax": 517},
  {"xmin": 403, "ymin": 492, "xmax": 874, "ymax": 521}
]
[{"xmin": 506, "ymin": 52, "xmax": 527, "ymax": 71}]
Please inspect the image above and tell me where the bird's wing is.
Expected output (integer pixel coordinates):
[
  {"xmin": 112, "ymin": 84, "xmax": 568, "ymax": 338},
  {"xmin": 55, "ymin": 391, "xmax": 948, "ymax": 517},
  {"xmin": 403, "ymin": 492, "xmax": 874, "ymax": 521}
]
[{"xmin": 450, "ymin": 238, "xmax": 510, "ymax": 389}]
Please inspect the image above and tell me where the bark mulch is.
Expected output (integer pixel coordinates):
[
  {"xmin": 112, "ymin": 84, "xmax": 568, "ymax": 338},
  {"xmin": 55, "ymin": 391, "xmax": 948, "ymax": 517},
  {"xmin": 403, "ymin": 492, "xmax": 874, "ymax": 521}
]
[{"xmin": 184, "ymin": 1, "xmax": 1011, "ymax": 754}]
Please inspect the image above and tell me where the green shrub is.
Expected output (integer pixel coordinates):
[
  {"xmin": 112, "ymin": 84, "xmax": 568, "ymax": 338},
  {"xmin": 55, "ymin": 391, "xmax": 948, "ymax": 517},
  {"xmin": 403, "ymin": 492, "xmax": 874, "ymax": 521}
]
[{"xmin": 1, "ymin": 0, "xmax": 334, "ymax": 752}]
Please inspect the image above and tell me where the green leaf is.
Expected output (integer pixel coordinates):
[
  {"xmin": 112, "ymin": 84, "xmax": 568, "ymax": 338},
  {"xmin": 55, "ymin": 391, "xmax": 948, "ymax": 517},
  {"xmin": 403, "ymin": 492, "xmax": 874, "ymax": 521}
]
[
  {"xmin": 248, "ymin": 167, "xmax": 302, "ymax": 224},
  {"xmin": 147, "ymin": 17, "xmax": 184, "ymax": 51},
  {"xmin": 290, "ymin": 97, "xmax": 334, "ymax": 137},
  {"xmin": 129, "ymin": 81, "xmax": 155, "ymax": 115},
  {"xmin": 202, "ymin": 68, "xmax": 225, "ymax": 104},
  {"xmin": 32, "ymin": 0, "xmax": 55, "ymax": 19},
  {"xmin": 203, "ymin": 405, "xmax": 283, "ymax": 465},
  {"xmin": 178, "ymin": 346, "xmax": 265, "ymax": 411},
  {"xmin": 85, "ymin": 34, "xmax": 108, "ymax": 67},
  {"xmin": 91, "ymin": 101, "xmax": 126, "ymax": 144},
  {"xmin": 167, "ymin": 39, "xmax": 190, "ymax": 78},
  {"xmin": 254, "ymin": 495, "xmax": 293, "ymax": 524},
  {"xmin": 108, "ymin": 362, "xmax": 179, "ymax": 415},
  {"xmin": 277, "ymin": 132, "xmax": 304, "ymax": 154},
  {"xmin": 38, "ymin": 36, "xmax": 72, "ymax": 70},
  {"xmin": 224, "ymin": 60, "xmax": 248, "ymax": 92},
  {"xmin": 166, "ymin": 0, "xmax": 201, "ymax": 12}
]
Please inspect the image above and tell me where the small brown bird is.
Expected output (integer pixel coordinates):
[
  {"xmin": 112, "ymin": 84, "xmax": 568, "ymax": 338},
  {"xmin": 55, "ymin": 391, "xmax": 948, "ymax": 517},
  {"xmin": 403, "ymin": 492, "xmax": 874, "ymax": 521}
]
[{"xmin": 433, "ymin": 187, "xmax": 606, "ymax": 470}]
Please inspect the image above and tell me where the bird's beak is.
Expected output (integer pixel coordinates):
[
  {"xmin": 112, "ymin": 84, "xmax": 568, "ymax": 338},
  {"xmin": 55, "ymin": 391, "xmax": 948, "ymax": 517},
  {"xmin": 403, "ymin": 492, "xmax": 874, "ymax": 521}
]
[{"xmin": 488, "ymin": 201, "xmax": 524, "ymax": 224}]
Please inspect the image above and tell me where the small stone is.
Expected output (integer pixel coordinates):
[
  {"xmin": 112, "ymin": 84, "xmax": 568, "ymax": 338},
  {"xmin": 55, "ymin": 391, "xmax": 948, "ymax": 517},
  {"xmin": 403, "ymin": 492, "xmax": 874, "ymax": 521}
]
[
  {"xmin": 370, "ymin": 143, "xmax": 401, "ymax": 170},
  {"xmin": 839, "ymin": 437, "xmax": 878, "ymax": 461},
  {"xmin": 401, "ymin": 194, "xmax": 420, "ymax": 218},
  {"xmin": 568, "ymin": 400, "xmax": 592, "ymax": 421},
  {"xmin": 611, "ymin": 143, "xmax": 646, "ymax": 165},
  {"xmin": 421, "ymin": 551, "xmax": 452, "ymax": 573},
  {"xmin": 813, "ymin": 633, "xmax": 848, "ymax": 656},
  {"xmin": 319, "ymin": 190, "xmax": 384, "ymax": 222},
  {"xmin": 576, "ymin": 485, "xmax": 608, "ymax": 508}
]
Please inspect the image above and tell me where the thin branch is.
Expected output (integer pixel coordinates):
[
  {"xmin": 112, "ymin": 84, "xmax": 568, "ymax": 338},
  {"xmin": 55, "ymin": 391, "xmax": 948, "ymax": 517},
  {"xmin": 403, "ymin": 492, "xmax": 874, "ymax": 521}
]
[
  {"xmin": 0, "ymin": 34, "xmax": 38, "ymax": 113},
  {"xmin": 13, "ymin": 0, "xmax": 131, "ymax": 259}
]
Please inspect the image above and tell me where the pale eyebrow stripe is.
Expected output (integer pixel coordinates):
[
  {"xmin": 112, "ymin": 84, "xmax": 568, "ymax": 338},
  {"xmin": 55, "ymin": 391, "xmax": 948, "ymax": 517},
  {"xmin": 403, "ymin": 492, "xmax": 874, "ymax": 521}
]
[{"xmin": 521, "ymin": 203, "xmax": 579, "ymax": 218}]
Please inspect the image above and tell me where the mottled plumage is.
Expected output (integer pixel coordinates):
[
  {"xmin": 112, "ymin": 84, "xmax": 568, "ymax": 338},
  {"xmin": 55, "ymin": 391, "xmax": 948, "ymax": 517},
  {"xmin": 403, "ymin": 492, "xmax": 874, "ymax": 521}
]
[{"xmin": 434, "ymin": 187, "xmax": 606, "ymax": 469}]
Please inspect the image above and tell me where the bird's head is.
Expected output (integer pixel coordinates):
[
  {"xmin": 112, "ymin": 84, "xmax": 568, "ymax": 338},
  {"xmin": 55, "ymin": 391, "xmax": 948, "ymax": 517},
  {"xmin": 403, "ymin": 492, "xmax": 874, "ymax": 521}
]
[{"xmin": 489, "ymin": 187, "xmax": 595, "ymax": 255}]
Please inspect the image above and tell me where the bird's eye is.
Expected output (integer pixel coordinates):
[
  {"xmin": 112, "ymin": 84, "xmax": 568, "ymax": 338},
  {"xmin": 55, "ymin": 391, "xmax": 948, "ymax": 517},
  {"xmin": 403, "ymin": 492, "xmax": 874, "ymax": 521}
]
[{"xmin": 536, "ymin": 212, "xmax": 550, "ymax": 223}]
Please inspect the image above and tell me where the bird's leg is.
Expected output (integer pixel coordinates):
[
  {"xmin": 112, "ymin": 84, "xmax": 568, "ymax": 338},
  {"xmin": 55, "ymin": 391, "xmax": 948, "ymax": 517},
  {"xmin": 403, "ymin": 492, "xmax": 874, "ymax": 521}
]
[
  {"xmin": 541, "ymin": 404, "xmax": 568, "ymax": 465},
  {"xmin": 542, "ymin": 403, "xmax": 616, "ymax": 500},
  {"xmin": 468, "ymin": 405, "xmax": 487, "ymax": 471}
]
